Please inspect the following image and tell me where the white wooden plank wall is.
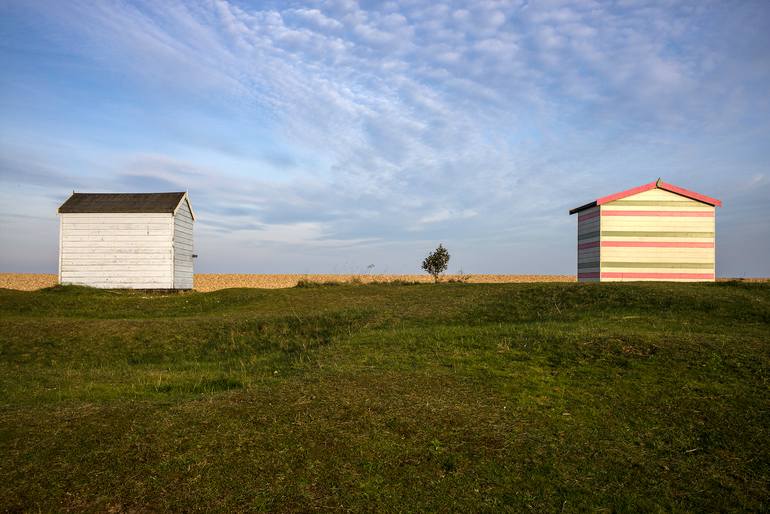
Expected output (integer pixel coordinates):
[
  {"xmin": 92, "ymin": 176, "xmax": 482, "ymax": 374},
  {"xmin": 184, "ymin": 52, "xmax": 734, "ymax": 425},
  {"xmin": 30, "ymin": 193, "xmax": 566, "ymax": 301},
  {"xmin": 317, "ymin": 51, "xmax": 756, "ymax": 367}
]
[
  {"xmin": 173, "ymin": 200, "xmax": 194, "ymax": 289},
  {"xmin": 59, "ymin": 213, "xmax": 174, "ymax": 288}
]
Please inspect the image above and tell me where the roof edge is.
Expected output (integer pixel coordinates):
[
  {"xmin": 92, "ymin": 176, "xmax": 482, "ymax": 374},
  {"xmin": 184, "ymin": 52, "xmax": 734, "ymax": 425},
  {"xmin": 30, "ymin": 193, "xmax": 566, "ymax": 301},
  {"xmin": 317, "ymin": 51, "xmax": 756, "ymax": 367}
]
[
  {"xmin": 569, "ymin": 201, "xmax": 597, "ymax": 215},
  {"xmin": 657, "ymin": 181, "xmax": 722, "ymax": 207},
  {"xmin": 595, "ymin": 180, "xmax": 658, "ymax": 206},
  {"xmin": 569, "ymin": 179, "xmax": 722, "ymax": 213}
]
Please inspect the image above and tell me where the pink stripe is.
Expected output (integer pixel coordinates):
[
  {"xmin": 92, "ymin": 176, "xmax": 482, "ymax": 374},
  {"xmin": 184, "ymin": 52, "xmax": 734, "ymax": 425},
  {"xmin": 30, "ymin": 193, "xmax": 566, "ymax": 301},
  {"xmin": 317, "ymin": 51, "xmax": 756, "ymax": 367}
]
[
  {"xmin": 578, "ymin": 210, "xmax": 599, "ymax": 222},
  {"xmin": 578, "ymin": 272, "xmax": 600, "ymax": 279},
  {"xmin": 601, "ymin": 272, "xmax": 714, "ymax": 279},
  {"xmin": 602, "ymin": 241, "xmax": 714, "ymax": 248},
  {"xmin": 596, "ymin": 181, "xmax": 658, "ymax": 205},
  {"xmin": 578, "ymin": 241, "xmax": 600, "ymax": 250},
  {"xmin": 659, "ymin": 181, "xmax": 721, "ymax": 207},
  {"xmin": 602, "ymin": 210, "xmax": 713, "ymax": 217}
]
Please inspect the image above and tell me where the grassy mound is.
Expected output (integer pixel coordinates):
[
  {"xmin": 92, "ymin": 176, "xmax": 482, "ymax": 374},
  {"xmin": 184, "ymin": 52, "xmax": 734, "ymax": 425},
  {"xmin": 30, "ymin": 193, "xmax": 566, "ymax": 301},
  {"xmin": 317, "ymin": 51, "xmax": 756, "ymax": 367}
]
[{"xmin": 1, "ymin": 282, "xmax": 768, "ymax": 511}]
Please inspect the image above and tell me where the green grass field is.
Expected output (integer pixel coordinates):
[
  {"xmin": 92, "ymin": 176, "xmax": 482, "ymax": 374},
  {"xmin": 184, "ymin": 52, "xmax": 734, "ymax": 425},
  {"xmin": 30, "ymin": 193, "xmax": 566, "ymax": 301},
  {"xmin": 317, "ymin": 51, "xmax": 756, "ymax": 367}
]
[{"xmin": 1, "ymin": 282, "xmax": 769, "ymax": 512}]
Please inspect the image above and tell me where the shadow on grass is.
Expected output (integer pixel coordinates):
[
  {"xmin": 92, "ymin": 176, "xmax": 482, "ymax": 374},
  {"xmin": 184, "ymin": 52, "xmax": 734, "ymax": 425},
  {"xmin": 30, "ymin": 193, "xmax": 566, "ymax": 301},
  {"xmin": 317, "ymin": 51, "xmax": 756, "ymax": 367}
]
[{"xmin": 152, "ymin": 376, "xmax": 244, "ymax": 395}]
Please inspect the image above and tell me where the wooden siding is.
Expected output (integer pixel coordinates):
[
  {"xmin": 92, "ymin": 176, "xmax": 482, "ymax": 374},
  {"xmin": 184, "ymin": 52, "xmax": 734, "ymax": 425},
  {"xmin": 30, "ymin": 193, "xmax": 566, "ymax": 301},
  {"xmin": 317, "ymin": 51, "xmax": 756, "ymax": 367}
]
[
  {"xmin": 59, "ymin": 213, "xmax": 174, "ymax": 289},
  {"xmin": 577, "ymin": 206, "xmax": 600, "ymax": 282},
  {"xmin": 598, "ymin": 188, "xmax": 715, "ymax": 282},
  {"xmin": 173, "ymin": 199, "xmax": 194, "ymax": 289}
]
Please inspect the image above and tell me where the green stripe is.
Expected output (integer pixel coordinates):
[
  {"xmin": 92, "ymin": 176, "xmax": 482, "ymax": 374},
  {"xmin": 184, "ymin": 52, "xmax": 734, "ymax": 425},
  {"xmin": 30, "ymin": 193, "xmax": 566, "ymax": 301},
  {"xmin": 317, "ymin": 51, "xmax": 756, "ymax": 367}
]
[
  {"xmin": 607, "ymin": 200, "xmax": 704, "ymax": 206},
  {"xmin": 602, "ymin": 261, "xmax": 715, "ymax": 269},
  {"xmin": 577, "ymin": 262, "xmax": 600, "ymax": 270},
  {"xmin": 601, "ymin": 231, "xmax": 714, "ymax": 238},
  {"xmin": 578, "ymin": 230, "xmax": 600, "ymax": 240}
]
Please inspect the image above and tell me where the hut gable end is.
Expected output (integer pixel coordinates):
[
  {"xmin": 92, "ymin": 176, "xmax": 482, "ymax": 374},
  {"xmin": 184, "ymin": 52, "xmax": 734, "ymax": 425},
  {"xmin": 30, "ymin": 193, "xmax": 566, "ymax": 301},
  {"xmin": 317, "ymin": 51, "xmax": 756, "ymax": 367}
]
[
  {"xmin": 570, "ymin": 180, "xmax": 720, "ymax": 282},
  {"xmin": 172, "ymin": 197, "xmax": 194, "ymax": 289}
]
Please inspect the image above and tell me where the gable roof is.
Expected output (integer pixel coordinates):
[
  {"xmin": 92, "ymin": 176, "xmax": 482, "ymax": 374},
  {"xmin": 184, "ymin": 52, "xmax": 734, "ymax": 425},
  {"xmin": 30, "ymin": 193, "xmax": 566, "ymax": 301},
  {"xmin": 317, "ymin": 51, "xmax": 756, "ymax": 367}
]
[
  {"xmin": 569, "ymin": 179, "xmax": 722, "ymax": 215},
  {"xmin": 58, "ymin": 192, "xmax": 189, "ymax": 215}
]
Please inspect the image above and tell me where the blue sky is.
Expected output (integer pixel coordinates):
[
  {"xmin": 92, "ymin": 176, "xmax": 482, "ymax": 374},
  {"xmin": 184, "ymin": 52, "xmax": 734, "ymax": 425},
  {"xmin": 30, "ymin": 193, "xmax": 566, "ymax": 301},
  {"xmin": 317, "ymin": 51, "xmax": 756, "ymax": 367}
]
[{"xmin": 1, "ymin": 0, "xmax": 769, "ymax": 276}]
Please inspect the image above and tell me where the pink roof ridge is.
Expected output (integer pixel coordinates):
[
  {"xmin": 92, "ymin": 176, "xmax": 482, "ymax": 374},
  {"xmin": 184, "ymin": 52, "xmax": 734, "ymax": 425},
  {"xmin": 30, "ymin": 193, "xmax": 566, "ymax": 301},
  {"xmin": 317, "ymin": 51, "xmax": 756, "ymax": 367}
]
[{"xmin": 569, "ymin": 179, "xmax": 722, "ymax": 215}]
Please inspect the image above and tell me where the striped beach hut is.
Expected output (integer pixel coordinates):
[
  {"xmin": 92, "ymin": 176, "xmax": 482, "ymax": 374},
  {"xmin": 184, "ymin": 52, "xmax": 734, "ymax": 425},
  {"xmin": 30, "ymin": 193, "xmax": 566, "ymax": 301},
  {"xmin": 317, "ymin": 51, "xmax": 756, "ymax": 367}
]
[{"xmin": 569, "ymin": 179, "xmax": 721, "ymax": 282}]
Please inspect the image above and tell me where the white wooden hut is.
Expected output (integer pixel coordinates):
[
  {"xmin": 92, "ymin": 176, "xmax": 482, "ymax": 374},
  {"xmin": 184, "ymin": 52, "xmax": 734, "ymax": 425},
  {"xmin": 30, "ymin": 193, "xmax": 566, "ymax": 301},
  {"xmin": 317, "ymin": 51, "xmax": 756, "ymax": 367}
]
[
  {"xmin": 57, "ymin": 192, "xmax": 195, "ymax": 289},
  {"xmin": 569, "ymin": 179, "xmax": 721, "ymax": 282}
]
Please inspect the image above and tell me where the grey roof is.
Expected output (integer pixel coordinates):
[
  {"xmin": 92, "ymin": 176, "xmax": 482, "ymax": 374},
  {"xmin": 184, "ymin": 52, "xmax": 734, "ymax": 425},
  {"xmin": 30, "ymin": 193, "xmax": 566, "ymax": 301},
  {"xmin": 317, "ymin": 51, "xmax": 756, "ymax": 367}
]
[{"xmin": 58, "ymin": 192, "xmax": 187, "ymax": 214}]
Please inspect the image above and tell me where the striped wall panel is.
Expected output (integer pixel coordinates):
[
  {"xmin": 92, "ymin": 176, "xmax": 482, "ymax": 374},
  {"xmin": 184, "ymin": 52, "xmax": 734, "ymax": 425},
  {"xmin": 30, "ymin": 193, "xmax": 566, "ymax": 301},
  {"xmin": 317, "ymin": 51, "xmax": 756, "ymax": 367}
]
[
  {"xmin": 598, "ymin": 189, "xmax": 715, "ymax": 282},
  {"xmin": 575, "ymin": 188, "xmax": 716, "ymax": 282}
]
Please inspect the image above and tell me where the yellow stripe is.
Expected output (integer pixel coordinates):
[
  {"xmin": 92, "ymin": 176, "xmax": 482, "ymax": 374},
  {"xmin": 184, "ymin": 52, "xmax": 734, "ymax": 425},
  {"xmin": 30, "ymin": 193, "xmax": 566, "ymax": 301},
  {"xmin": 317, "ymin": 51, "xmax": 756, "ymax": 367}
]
[
  {"xmin": 606, "ymin": 200, "xmax": 702, "ymax": 206},
  {"xmin": 602, "ymin": 262, "xmax": 714, "ymax": 269},
  {"xmin": 601, "ymin": 231, "xmax": 714, "ymax": 238}
]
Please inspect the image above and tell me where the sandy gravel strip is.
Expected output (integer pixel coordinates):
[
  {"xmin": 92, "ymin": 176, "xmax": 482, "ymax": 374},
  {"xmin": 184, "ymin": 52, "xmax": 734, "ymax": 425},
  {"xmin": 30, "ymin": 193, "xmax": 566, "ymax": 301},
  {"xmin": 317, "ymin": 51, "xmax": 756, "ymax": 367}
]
[
  {"xmin": 193, "ymin": 274, "xmax": 576, "ymax": 291},
  {"xmin": 0, "ymin": 273, "xmax": 574, "ymax": 291},
  {"xmin": 0, "ymin": 274, "xmax": 59, "ymax": 291},
  {"xmin": 1, "ymin": 273, "xmax": 765, "ymax": 292}
]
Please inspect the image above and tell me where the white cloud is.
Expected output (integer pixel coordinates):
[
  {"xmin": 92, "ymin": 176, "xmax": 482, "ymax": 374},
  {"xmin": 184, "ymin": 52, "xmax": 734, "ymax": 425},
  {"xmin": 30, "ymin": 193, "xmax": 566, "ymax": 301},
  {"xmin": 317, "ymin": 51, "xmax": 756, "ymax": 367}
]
[
  {"xmin": 3, "ymin": 0, "xmax": 770, "ymax": 273},
  {"xmin": 288, "ymin": 8, "xmax": 343, "ymax": 30},
  {"xmin": 417, "ymin": 209, "xmax": 479, "ymax": 225}
]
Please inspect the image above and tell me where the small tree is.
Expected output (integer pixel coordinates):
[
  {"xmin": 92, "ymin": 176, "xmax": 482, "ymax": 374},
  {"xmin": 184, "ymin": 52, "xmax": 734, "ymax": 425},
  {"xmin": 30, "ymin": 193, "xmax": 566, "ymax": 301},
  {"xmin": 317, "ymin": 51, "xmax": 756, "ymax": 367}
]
[{"xmin": 421, "ymin": 244, "xmax": 450, "ymax": 283}]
